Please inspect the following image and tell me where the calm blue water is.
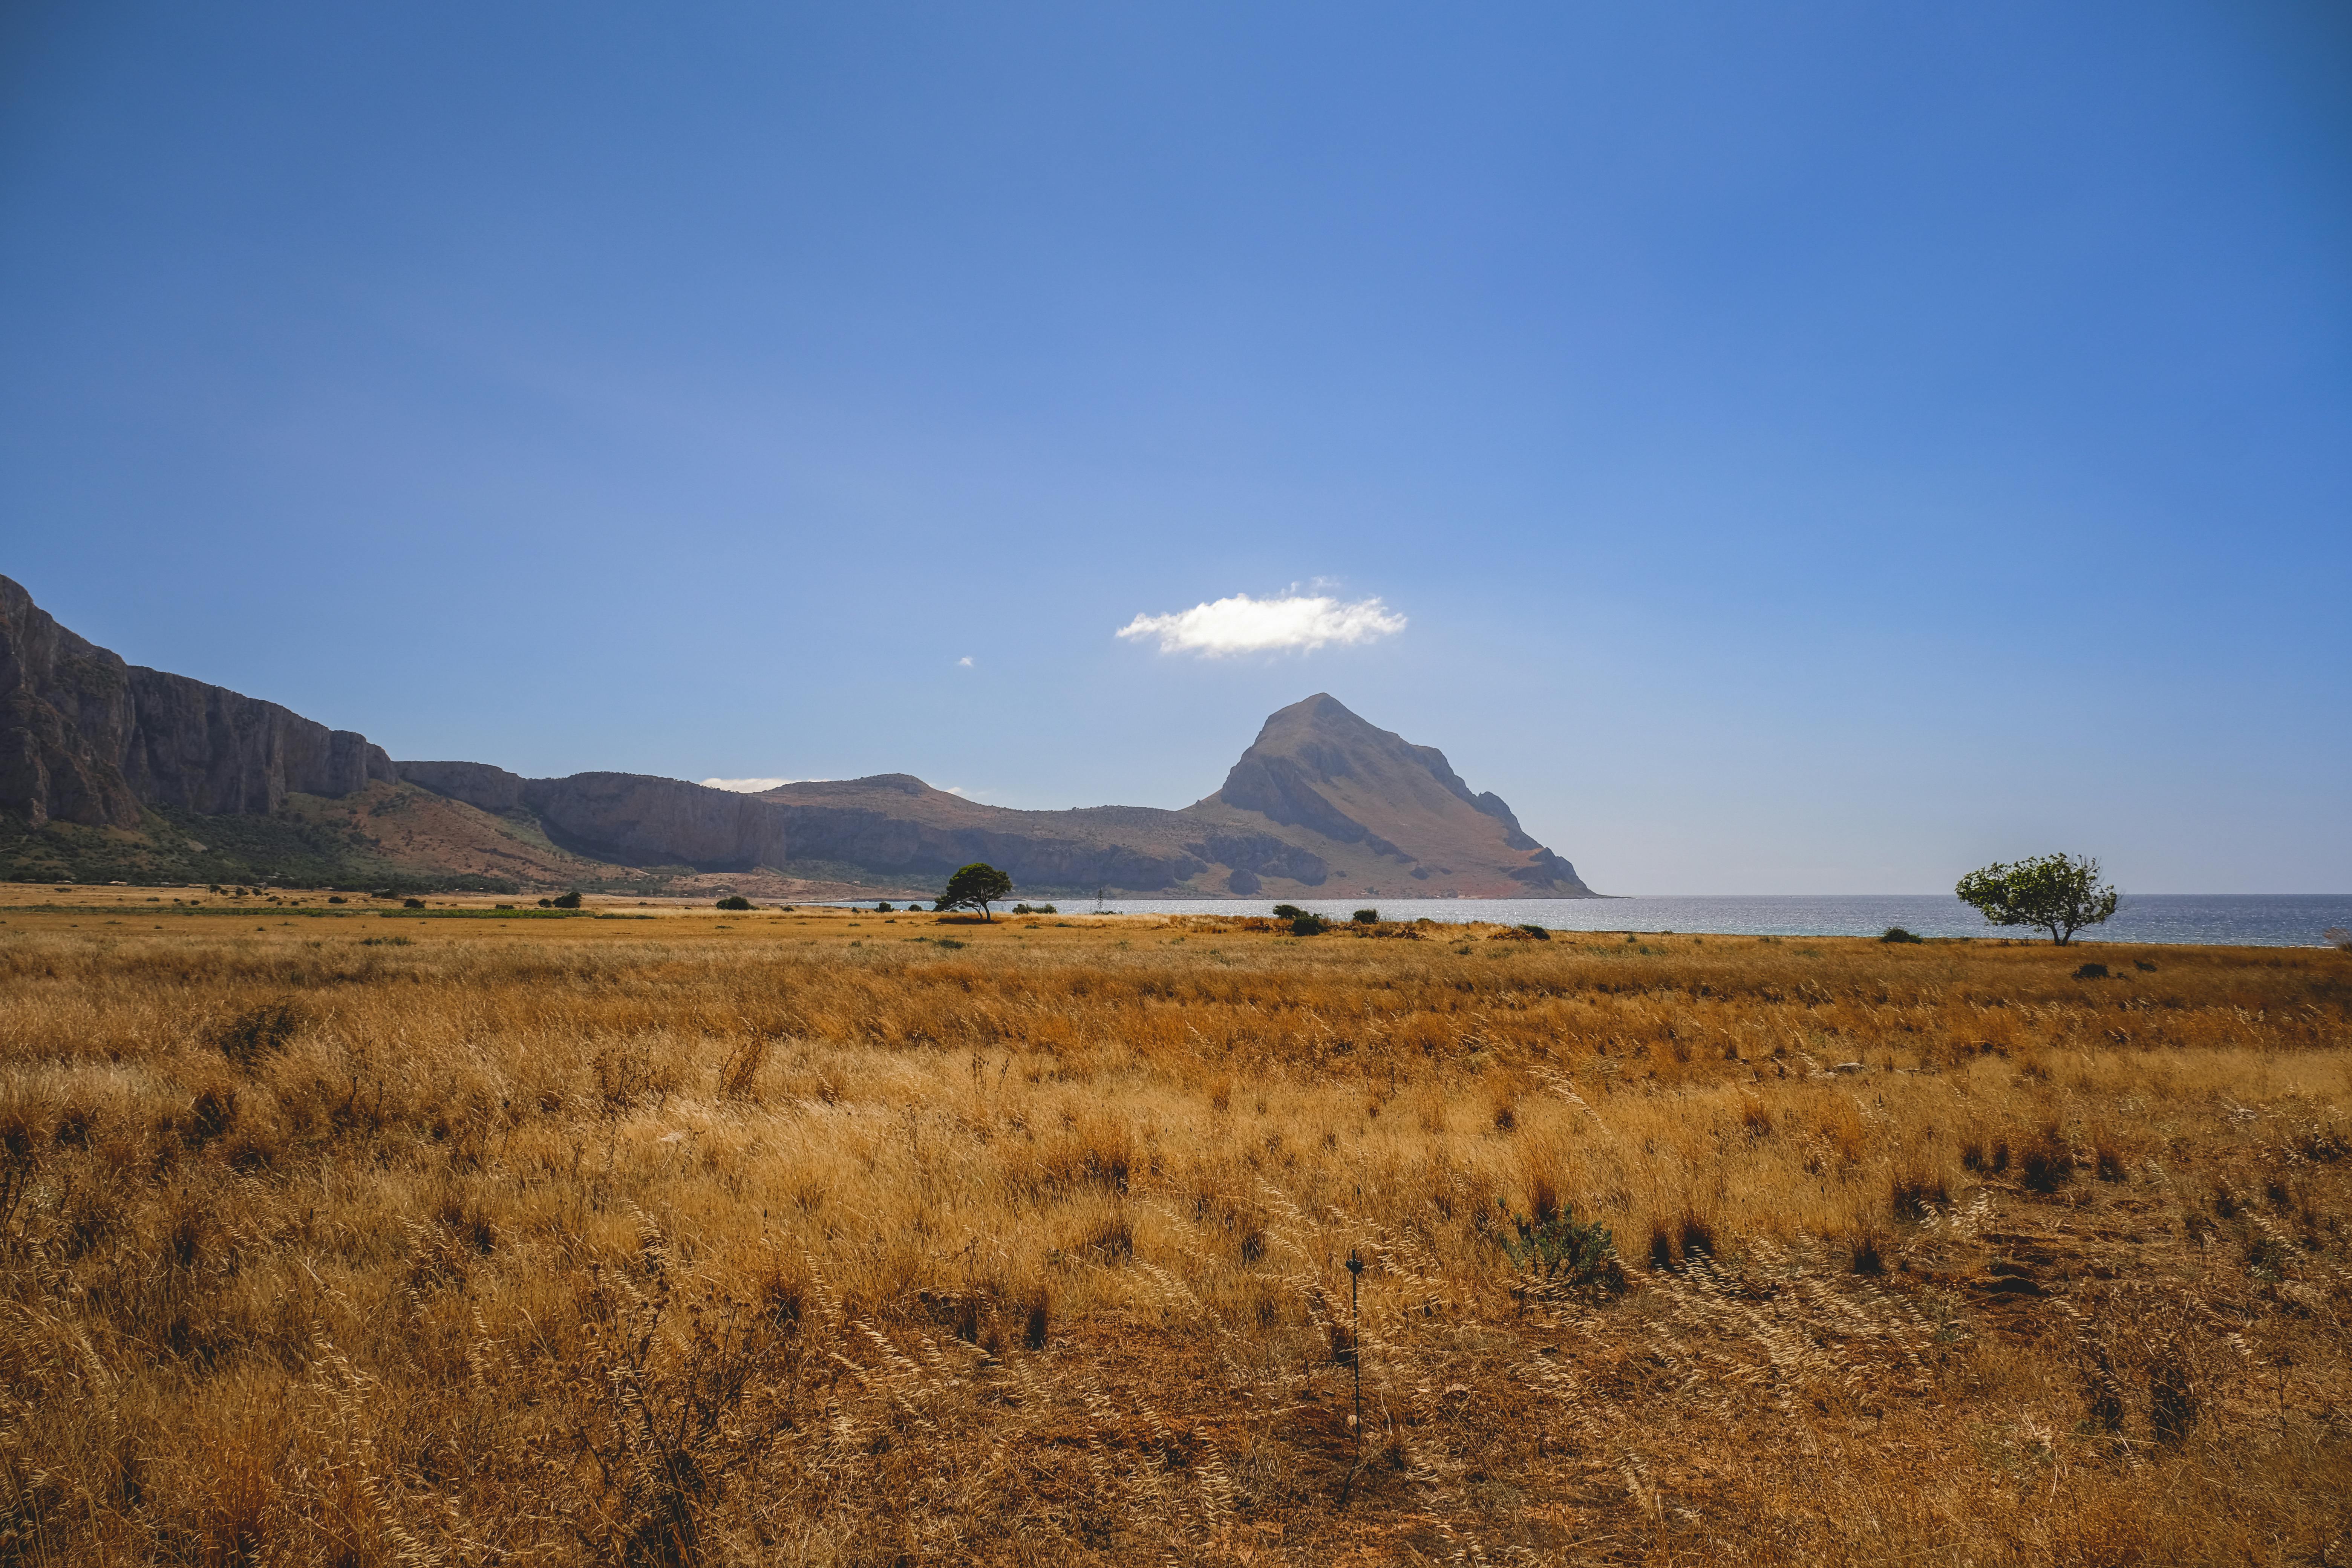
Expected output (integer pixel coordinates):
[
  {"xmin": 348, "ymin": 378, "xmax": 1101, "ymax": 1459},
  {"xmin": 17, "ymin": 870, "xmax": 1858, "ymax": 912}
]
[{"xmin": 893, "ymin": 893, "xmax": 2352, "ymax": 948}]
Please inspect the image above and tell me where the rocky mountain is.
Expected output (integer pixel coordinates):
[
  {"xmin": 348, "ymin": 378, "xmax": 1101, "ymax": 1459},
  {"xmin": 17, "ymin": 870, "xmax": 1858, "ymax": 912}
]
[
  {"xmin": 1, "ymin": 577, "xmax": 1595, "ymax": 897},
  {"xmin": 2, "ymin": 575, "xmax": 395, "ymax": 831},
  {"xmin": 750, "ymin": 694, "xmax": 1593, "ymax": 898},
  {"xmin": 1185, "ymin": 693, "xmax": 1590, "ymax": 896},
  {"xmin": 395, "ymin": 761, "xmax": 789, "ymax": 872},
  {"xmin": 750, "ymin": 775, "xmax": 1327, "ymax": 895}
]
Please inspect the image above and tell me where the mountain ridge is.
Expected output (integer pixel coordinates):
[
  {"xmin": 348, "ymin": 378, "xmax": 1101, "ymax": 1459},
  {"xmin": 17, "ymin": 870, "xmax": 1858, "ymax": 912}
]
[{"xmin": 0, "ymin": 577, "xmax": 1596, "ymax": 896}]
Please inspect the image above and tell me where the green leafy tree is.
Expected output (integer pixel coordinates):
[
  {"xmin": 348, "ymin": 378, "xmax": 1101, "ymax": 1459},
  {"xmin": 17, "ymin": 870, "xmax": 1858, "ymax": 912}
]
[
  {"xmin": 937, "ymin": 862, "xmax": 1014, "ymax": 922},
  {"xmin": 1955, "ymin": 854, "xmax": 2119, "ymax": 946}
]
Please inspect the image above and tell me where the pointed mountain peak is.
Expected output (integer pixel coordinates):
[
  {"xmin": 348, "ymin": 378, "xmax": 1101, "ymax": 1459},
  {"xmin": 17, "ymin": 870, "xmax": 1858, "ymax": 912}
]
[{"xmin": 1188, "ymin": 696, "xmax": 1593, "ymax": 896}]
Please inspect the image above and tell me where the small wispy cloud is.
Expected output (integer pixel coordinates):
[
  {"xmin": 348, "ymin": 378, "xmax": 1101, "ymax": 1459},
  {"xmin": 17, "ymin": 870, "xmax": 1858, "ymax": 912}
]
[
  {"xmin": 957, "ymin": 656, "xmax": 974, "ymax": 667},
  {"xmin": 700, "ymin": 777, "xmax": 805, "ymax": 793},
  {"xmin": 1116, "ymin": 591, "xmax": 1406, "ymax": 656}
]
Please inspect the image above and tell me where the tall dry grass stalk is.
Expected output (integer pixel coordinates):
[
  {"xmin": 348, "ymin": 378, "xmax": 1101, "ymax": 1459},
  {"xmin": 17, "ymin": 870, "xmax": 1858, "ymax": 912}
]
[{"xmin": 0, "ymin": 905, "xmax": 2347, "ymax": 1563}]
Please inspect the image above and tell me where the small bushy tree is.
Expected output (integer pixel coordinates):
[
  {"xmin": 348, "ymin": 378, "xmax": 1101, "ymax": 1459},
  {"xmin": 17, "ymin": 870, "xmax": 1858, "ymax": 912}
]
[
  {"xmin": 937, "ymin": 862, "xmax": 1013, "ymax": 922},
  {"xmin": 1955, "ymin": 854, "xmax": 2118, "ymax": 946}
]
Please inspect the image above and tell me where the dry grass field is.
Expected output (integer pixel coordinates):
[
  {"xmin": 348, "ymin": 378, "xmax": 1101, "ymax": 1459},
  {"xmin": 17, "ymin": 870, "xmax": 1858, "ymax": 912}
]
[{"xmin": 2, "ymin": 891, "xmax": 2348, "ymax": 1565}]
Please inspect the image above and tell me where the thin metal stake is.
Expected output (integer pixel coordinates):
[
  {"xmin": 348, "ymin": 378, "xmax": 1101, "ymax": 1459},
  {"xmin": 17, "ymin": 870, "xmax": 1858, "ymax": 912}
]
[{"xmin": 1346, "ymin": 1248, "xmax": 1364, "ymax": 1436}]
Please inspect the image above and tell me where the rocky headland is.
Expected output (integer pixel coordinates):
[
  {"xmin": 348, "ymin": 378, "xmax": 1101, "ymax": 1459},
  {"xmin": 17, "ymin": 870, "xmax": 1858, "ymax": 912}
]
[{"xmin": 1, "ymin": 576, "xmax": 1595, "ymax": 896}]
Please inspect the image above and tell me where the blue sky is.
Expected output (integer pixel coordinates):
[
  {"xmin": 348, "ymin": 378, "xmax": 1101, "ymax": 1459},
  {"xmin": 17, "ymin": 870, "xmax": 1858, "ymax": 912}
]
[{"xmin": 5, "ymin": 2, "xmax": 2347, "ymax": 893}]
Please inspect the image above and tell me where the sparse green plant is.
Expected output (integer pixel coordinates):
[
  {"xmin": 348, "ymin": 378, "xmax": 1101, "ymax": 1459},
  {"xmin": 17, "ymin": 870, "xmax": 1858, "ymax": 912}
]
[
  {"xmin": 1352, "ymin": 908, "xmax": 1379, "ymax": 924},
  {"xmin": 715, "ymin": 895, "xmax": 753, "ymax": 911},
  {"xmin": 1880, "ymin": 926, "xmax": 1923, "ymax": 943},
  {"xmin": 1491, "ymin": 1196, "xmax": 1625, "ymax": 1292}
]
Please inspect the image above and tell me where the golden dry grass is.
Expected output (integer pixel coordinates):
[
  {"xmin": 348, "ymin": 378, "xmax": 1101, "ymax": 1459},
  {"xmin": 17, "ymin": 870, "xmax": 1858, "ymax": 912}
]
[{"xmin": 2, "ymin": 894, "xmax": 2349, "ymax": 1564}]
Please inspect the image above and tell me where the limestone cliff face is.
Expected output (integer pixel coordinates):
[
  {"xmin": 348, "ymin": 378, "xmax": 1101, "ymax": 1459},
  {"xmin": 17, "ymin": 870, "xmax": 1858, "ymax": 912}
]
[
  {"xmin": 1, "ymin": 576, "xmax": 395, "ymax": 827},
  {"xmin": 519, "ymin": 772, "xmax": 789, "ymax": 873},
  {"xmin": 394, "ymin": 762, "xmax": 789, "ymax": 873},
  {"xmin": 395, "ymin": 760, "xmax": 528, "ymax": 815}
]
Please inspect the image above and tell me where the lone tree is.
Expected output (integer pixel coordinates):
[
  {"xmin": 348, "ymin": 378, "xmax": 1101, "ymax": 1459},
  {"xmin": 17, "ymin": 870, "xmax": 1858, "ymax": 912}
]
[
  {"xmin": 937, "ymin": 862, "xmax": 1014, "ymax": 922},
  {"xmin": 1955, "ymin": 853, "xmax": 2119, "ymax": 946}
]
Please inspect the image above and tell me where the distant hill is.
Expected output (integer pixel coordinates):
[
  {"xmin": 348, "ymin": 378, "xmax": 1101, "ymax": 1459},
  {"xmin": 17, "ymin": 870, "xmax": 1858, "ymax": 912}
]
[{"xmin": 1, "ymin": 576, "xmax": 1596, "ymax": 896}]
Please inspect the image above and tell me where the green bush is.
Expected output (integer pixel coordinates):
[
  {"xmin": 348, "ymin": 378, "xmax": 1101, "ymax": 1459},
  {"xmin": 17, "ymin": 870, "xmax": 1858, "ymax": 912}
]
[
  {"xmin": 1270, "ymin": 904, "xmax": 1305, "ymax": 920},
  {"xmin": 715, "ymin": 896, "xmax": 753, "ymax": 911},
  {"xmin": 1290, "ymin": 914, "xmax": 1328, "ymax": 936},
  {"xmin": 1516, "ymin": 923, "xmax": 1551, "ymax": 940},
  {"xmin": 1881, "ymin": 926, "xmax": 1924, "ymax": 943},
  {"xmin": 550, "ymin": 890, "xmax": 583, "ymax": 910},
  {"xmin": 1352, "ymin": 908, "xmax": 1379, "ymax": 924},
  {"xmin": 1492, "ymin": 1200, "xmax": 1624, "ymax": 1292}
]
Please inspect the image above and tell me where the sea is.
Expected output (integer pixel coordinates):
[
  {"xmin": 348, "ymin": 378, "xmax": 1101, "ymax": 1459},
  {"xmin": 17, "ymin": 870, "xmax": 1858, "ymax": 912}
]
[{"xmin": 841, "ymin": 893, "xmax": 2352, "ymax": 948}]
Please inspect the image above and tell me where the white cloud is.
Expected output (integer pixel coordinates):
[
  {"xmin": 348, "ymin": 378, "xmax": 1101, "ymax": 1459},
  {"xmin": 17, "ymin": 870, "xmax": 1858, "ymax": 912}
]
[
  {"xmin": 957, "ymin": 655, "xmax": 974, "ymax": 667},
  {"xmin": 700, "ymin": 777, "xmax": 806, "ymax": 793},
  {"xmin": 1116, "ymin": 591, "xmax": 1406, "ymax": 656}
]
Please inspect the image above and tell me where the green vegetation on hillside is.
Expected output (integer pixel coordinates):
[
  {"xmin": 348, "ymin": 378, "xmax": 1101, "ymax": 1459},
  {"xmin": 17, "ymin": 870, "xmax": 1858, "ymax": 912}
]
[{"xmin": 0, "ymin": 802, "xmax": 518, "ymax": 893}]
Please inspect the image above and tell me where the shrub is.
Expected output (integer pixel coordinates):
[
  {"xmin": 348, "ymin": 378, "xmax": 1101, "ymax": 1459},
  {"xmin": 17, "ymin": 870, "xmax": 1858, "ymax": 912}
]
[
  {"xmin": 1516, "ymin": 923, "xmax": 1551, "ymax": 941},
  {"xmin": 1880, "ymin": 926, "xmax": 1923, "ymax": 943},
  {"xmin": 551, "ymin": 890, "xmax": 583, "ymax": 909},
  {"xmin": 1290, "ymin": 914, "xmax": 1328, "ymax": 936},
  {"xmin": 2073, "ymin": 962, "xmax": 2109, "ymax": 980},
  {"xmin": 1492, "ymin": 1199, "xmax": 1625, "ymax": 1292},
  {"xmin": 2020, "ymin": 1131, "xmax": 2076, "ymax": 1193},
  {"xmin": 403, "ymin": 897, "xmax": 426, "ymax": 909},
  {"xmin": 210, "ymin": 1000, "xmax": 303, "ymax": 1068},
  {"xmin": 1352, "ymin": 908, "xmax": 1379, "ymax": 924},
  {"xmin": 1270, "ymin": 904, "xmax": 1305, "ymax": 920},
  {"xmin": 715, "ymin": 896, "xmax": 753, "ymax": 911}
]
